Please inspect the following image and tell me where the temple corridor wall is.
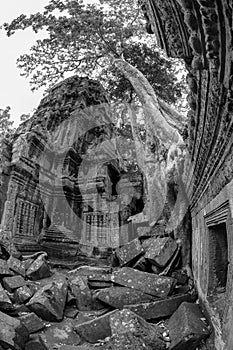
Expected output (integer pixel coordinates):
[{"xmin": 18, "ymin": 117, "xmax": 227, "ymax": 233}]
[{"xmin": 142, "ymin": 0, "xmax": 233, "ymax": 348}]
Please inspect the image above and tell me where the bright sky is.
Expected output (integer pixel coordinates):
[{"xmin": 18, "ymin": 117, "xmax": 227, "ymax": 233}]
[{"xmin": 0, "ymin": 1, "xmax": 49, "ymax": 126}]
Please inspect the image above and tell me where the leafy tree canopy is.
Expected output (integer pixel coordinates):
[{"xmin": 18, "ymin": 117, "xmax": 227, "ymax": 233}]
[
  {"xmin": 0, "ymin": 107, "xmax": 15, "ymax": 139},
  {"xmin": 3, "ymin": 0, "xmax": 186, "ymax": 104}
]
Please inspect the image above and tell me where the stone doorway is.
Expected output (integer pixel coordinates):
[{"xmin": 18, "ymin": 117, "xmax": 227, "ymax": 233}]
[
  {"xmin": 207, "ymin": 222, "xmax": 228, "ymax": 295},
  {"xmin": 204, "ymin": 201, "xmax": 231, "ymax": 321}
]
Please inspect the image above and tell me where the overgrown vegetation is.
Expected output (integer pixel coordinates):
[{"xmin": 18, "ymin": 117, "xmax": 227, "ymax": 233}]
[{"xmin": 3, "ymin": 0, "xmax": 186, "ymax": 105}]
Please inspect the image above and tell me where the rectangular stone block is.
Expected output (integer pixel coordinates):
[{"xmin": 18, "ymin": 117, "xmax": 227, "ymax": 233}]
[
  {"xmin": 69, "ymin": 275, "xmax": 93, "ymax": 311},
  {"xmin": 0, "ymin": 283, "xmax": 13, "ymax": 311},
  {"xmin": 20, "ymin": 312, "xmax": 45, "ymax": 334},
  {"xmin": 75, "ymin": 310, "xmax": 117, "ymax": 343},
  {"xmin": 2, "ymin": 275, "xmax": 26, "ymax": 293},
  {"xmin": 88, "ymin": 273, "xmax": 113, "ymax": 289},
  {"xmin": 88, "ymin": 280, "xmax": 113, "ymax": 288},
  {"xmin": 25, "ymin": 335, "xmax": 48, "ymax": 350},
  {"xmin": 0, "ymin": 310, "xmax": 29, "ymax": 349},
  {"xmin": 26, "ymin": 255, "xmax": 50, "ymax": 281},
  {"xmin": 145, "ymin": 237, "xmax": 178, "ymax": 267},
  {"xmin": 115, "ymin": 238, "xmax": 144, "ymax": 266},
  {"xmin": 126, "ymin": 294, "xmax": 196, "ymax": 320},
  {"xmin": 96, "ymin": 286, "xmax": 157, "ymax": 309},
  {"xmin": 168, "ymin": 302, "xmax": 210, "ymax": 350},
  {"xmin": 26, "ymin": 280, "xmax": 67, "ymax": 322},
  {"xmin": 40, "ymin": 318, "xmax": 81, "ymax": 348},
  {"xmin": 109, "ymin": 309, "xmax": 166, "ymax": 349},
  {"xmin": 68, "ymin": 266, "xmax": 111, "ymax": 278},
  {"xmin": 14, "ymin": 285, "xmax": 34, "ymax": 304},
  {"xmin": 7, "ymin": 256, "xmax": 25, "ymax": 277},
  {"xmin": 57, "ymin": 346, "xmax": 102, "ymax": 350},
  {"xmin": 0, "ymin": 258, "xmax": 14, "ymax": 277},
  {"xmin": 111, "ymin": 267, "xmax": 176, "ymax": 297},
  {"xmin": 64, "ymin": 306, "xmax": 79, "ymax": 319}
]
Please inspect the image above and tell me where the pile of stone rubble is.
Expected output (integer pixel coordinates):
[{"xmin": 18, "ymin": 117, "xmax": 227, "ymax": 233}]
[{"xmin": 0, "ymin": 234, "xmax": 211, "ymax": 350}]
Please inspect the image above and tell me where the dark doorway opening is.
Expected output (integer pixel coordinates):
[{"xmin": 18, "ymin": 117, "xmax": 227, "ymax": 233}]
[{"xmin": 208, "ymin": 222, "xmax": 228, "ymax": 294}]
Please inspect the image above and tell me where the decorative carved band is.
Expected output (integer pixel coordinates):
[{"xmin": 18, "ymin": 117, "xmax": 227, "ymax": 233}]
[{"xmin": 204, "ymin": 200, "xmax": 229, "ymax": 226}]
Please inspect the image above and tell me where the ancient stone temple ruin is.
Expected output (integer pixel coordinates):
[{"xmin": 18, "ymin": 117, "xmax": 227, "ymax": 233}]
[
  {"xmin": 0, "ymin": 76, "xmax": 144, "ymax": 258},
  {"xmin": 0, "ymin": 0, "xmax": 233, "ymax": 349}
]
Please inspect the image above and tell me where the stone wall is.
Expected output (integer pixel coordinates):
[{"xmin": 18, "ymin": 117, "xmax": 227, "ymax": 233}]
[
  {"xmin": 0, "ymin": 139, "xmax": 12, "ymax": 229},
  {"xmin": 142, "ymin": 0, "xmax": 233, "ymax": 349}
]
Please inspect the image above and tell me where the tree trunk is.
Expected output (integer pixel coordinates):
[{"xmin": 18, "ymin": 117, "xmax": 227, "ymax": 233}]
[{"xmin": 113, "ymin": 58, "xmax": 184, "ymax": 147}]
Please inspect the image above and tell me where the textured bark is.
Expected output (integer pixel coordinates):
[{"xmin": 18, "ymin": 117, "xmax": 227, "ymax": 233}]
[
  {"xmin": 113, "ymin": 58, "xmax": 183, "ymax": 147},
  {"xmin": 113, "ymin": 58, "xmax": 191, "ymax": 240}
]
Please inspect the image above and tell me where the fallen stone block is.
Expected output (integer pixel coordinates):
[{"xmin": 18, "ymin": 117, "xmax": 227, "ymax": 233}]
[
  {"xmin": 88, "ymin": 273, "xmax": 113, "ymax": 289},
  {"xmin": 136, "ymin": 225, "xmax": 151, "ymax": 238},
  {"xmin": 0, "ymin": 282, "xmax": 13, "ymax": 311},
  {"xmin": 7, "ymin": 256, "xmax": 25, "ymax": 277},
  {"xmin": 110, "ymin": 308, "xmax": 157, "ymax": 336},
  {"xmin": 115, "ymin": 238, "xmax": 144, "ymax": 267},
  {"xmin": 69, "ymin": 275, "xmax": 93, "ymax": 311},
  {"xmin": 88, "ymin": 281, "xmax": 113, "ymax": 289},
  {"xmin": 26, "ymin": 281, "xmax": 41, "ymax": 295},
  {"xmin": 40, "ymin": 318, "xmax": 81, "ymax": 348},
  {"xmin": 64, "ymin": 305, "xmax": 79, "ymax": 319},
  {"xmin": 96, "ymin": 286, "xmax": 157, "ymax": 309},
  {"xmin": 105, "ymin": 332, "xmax": 155, "ymax": 350},
  {"xmin": 26, "ymin": 254, "xmax": 50, "ymax": 281},
  {"xmin": 58, "ymin": 345, "xmax": 105, "ymax": 350},
  {"xmin": 2, "ymin": 275, "xmax": 26, "ymax": 293},
  {"xmin": 110, "ymin": 309, "xmax": 166, "ymax": 349},
  {"xmin": 75, "ymin": 309, "xmax": 111, "ymax": 326},
  {"xmin": 149, "ymin": 223, "xmax": 167, "ymax": 237},
  {"xmin": 27, "ymin": 280, "xmax": 67, "ymax": 321},
  {"xmin": 141, "ymin": 236, "xmax": 156, "ymax": 250},
  {"xmin": 75, "ymin": 310, "xmax": 117, "ymax": 343},
  {"xmin": 111, "ymin": 267, "xmax": 176, "ymax": 297},
  {"xmin": 25, "ymin": 335, "xmax": 48, "ymax": 350},
  {"xmin": 145, "ymin": 237, "xmax": 178, "ymax": 268},
  {"xmin": 126, "ymin": 293, "xmax": 196, "ymax": 321},
  {"xmin": 0, "ymin": 310, "xmax": 29, "ymax": 350},
  {"xmin": 88, "ymin": 274, "xmax": 112, "ymax": 282},
  {"xmin": 68, "ymin": 266, "xmax": 111, "ymax": 278},
  {"xmin": 20, "ymin": 312, "xmax": 44, "ymax": 334},
  {"xmin": 0, "ymin": 258, "xmax": 14, "ymax": 277},
  {"xmin": 168, "ymin": 302, "xmax": 210, "ymax": 350},
  {"xmin": 14, "ymin": 285, "xmax": 34, "ymax": 304}
]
